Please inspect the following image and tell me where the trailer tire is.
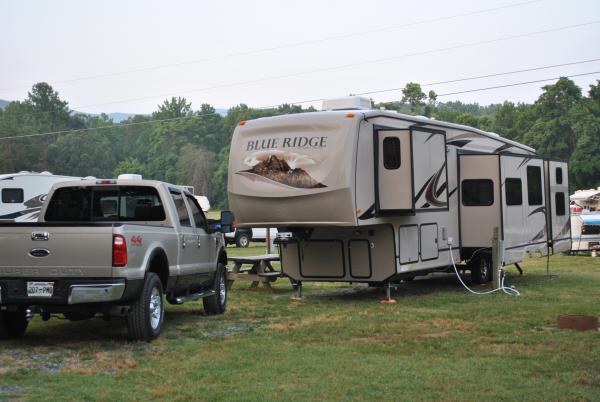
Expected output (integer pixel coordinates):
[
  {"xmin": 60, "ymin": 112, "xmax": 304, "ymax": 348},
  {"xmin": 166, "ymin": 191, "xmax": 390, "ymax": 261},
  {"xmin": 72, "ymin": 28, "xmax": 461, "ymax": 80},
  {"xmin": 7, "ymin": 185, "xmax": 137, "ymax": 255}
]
[
  {"xmin": 127, "ymin": 273, "xmax": 164, "ymax": 341},
  {"xmin": 0, "ymin": 308, "xmax": 28, "ymax": 339},
  {"xmin": 236, "ymin": 233, "xmax": 250, "ymax": 248},
  {"xmin": 470, "ymin": 255, "xmax": 492, "ymax": 284},
  {"xmin": 203, "ymin": 263, "xmax": 228, "ymax": 315}
]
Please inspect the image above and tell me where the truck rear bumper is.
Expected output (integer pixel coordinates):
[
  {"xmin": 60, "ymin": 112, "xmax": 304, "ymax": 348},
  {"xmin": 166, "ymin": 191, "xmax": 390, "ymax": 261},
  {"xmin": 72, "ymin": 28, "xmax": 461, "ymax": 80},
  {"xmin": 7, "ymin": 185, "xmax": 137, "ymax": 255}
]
[
  {"xmin": 0, "ymin": 278, "xmax": 143, "ymax": 306},
  {"xmin": 68, "ymin": 282, "xmax": 125, "ymax": 304}
]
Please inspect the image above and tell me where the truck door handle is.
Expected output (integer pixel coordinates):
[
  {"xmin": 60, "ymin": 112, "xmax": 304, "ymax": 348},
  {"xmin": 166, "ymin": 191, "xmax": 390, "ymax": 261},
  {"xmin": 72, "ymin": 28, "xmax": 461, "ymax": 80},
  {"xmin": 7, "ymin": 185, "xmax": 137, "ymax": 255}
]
[
  {"xmin": 197, "ymin": 235, "xmax": 202, "ymax": 248},
  {"xmin": 181, "ymin": 234, "xmax": 186, "ymax": 248},
  {"xmin": 31, "ymin": 231, "xmax": 49, "ymax": 241}
]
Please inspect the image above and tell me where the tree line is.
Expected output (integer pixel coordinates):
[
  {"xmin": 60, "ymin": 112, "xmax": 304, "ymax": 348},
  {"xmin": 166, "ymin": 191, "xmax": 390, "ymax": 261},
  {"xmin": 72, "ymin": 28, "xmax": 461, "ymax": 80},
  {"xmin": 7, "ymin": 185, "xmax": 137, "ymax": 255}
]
[{"xmin": 0, "ymin": 79, "xmax": 598, "ymax": 208}]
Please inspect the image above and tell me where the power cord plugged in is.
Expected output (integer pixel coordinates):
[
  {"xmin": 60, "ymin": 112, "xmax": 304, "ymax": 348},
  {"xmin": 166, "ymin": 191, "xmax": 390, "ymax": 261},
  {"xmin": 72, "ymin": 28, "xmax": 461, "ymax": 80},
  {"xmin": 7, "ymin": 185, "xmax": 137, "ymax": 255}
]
[{"xmin": 448, "ymin": 245, "xmax": 520, "ymax": 297}]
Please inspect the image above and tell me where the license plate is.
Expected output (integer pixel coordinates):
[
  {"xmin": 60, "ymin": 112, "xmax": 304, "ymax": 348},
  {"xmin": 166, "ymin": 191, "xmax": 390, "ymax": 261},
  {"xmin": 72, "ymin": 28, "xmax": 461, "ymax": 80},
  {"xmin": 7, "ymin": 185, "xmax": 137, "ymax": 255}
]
[{"xmin": 27, "ymin": 281, "xmax": 54, "ymax": 297}]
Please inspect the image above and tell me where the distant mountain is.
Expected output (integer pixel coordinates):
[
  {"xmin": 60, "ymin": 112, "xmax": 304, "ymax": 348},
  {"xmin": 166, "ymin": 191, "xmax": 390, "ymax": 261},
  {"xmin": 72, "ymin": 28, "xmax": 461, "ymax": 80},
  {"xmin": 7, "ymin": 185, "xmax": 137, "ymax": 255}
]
[{"xmin": 0, "ymin": 100, "xmax": 228, "ymax": 120}]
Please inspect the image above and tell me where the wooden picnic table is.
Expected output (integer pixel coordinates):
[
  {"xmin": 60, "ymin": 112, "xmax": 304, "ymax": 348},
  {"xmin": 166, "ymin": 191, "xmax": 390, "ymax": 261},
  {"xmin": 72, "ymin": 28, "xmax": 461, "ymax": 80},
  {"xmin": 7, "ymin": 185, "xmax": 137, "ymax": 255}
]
[{"xmin": 226, "ymin": 254, "xmax": 282, "ymax": 292}]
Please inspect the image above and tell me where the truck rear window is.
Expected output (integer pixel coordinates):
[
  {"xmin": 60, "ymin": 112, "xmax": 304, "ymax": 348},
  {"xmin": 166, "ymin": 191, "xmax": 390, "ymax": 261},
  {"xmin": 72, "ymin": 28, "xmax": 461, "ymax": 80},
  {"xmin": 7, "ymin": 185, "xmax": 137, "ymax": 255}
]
[{"xmin": 45, "ymin": 186, "xmax": 166, "ymax": 222}]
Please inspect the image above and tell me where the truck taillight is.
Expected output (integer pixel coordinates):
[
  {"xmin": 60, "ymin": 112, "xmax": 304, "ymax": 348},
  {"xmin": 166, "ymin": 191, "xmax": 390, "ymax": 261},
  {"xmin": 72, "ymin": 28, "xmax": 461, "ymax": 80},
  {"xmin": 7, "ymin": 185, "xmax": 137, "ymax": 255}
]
[{"xmin": 112, "ymin": 235, "xmax": 127, "ymax": 267}]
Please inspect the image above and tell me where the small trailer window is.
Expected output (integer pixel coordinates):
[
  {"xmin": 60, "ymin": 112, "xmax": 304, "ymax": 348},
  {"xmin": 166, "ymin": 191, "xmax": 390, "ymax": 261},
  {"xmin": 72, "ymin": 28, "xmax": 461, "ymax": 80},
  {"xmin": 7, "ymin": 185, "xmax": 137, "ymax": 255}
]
[
  {"xmin": 527, "ymin": 166, "xmax": 543, "ymax": 205},
  {"xmin": 505, "ymin": 178, "xmax": 522, "ymax": 205},
  {"xmin": 555, "ymin": 192, "xmax": 566, "ymax": 216},
  {"xmin": 1, "ymin": 188, "xmax": 24, "ymax": 203},
  {"xmin": 461, "ymin": 179, "xmax": 494, "ymax": 206},
  {"xmin": 556, "ymin": 167, "xmax": 563, "ymax": 184},
  {"xmin": 582, "ymin": 225, "xmax": 600, "ymax": 235},
  {"xmin": 383, "ymin": 137, "xmax": 400, "ymax": 169}
]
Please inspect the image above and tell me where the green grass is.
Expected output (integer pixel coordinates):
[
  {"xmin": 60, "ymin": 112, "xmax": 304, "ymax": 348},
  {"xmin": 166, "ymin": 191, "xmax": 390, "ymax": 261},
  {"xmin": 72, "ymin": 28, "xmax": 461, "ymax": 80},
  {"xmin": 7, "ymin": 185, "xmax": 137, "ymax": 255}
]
[{"xmin": 1, "ymin": 247, "xmax": 599, "ymax": 401}]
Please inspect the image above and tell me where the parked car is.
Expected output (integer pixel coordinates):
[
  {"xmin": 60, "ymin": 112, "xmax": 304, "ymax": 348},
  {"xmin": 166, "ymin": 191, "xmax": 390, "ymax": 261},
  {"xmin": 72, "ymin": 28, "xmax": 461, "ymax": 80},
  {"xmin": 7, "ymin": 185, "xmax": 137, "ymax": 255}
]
[
  {"xmin": 225, "ymin": 227, "xmax": 278, "ymax": 248},
  {"xmin": 0, "ymin": 177, "xmax": 234, "ymax": 341}
]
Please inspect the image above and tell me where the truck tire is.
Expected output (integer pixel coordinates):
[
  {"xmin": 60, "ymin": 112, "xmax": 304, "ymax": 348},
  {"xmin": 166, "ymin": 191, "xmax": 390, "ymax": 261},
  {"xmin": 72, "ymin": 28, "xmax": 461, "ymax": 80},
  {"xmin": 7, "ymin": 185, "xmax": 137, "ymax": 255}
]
[
  {"xmin": 236, "ymin": 233, "xmax": 250, "ymax": 248},
  {"xmin": 127, "ymin": 273, "xmax": 164, "ymax": 341},
  {"xmin": 203, "ymin": 263, "xmax": 228, "ymax": 315},
  {"xmin": 470, "ymin": 255, "xmax": 492, "ymax": 284},
  {"xmin": 0, "ymin": 308, "xmax": 28, "ymax": 339}
]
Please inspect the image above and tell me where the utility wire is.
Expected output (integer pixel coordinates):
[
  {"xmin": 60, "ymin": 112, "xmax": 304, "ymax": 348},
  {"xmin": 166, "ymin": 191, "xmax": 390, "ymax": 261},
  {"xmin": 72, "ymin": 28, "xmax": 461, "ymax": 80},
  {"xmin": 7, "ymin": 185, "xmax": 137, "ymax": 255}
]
[
  {"xmin": 0, "ymin": 0, "xmax": 545, "ymax": 92},
  {"xmin": 2, "ymin": 70, "xmax": 599, "ymax": 142},
  {"xmin": 13, "ymin": 19, "xmax": 600, "ymax": 117},
  {"xmin": 259, "ymin": 58, "xmax": 600, "ymax": 107},
  {"xmin": 435, "ymin": 71, "xmax": 600, "ymax": 96}
]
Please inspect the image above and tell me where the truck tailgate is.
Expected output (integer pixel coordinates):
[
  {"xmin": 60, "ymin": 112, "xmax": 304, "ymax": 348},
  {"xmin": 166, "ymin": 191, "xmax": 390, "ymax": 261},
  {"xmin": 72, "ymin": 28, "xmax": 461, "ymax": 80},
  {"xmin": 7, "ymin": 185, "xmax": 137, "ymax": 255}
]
[{"xmin": 0, "ymin": 224, "xmax": 114, "ymax": 278}]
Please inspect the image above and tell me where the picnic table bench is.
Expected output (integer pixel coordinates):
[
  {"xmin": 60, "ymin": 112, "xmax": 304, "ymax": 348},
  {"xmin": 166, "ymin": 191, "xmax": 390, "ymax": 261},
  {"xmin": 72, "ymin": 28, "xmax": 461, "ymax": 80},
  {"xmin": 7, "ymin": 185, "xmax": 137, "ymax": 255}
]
[{"xmin": 226, "ymin": 254, "xmax": 282, "ymax": 292}]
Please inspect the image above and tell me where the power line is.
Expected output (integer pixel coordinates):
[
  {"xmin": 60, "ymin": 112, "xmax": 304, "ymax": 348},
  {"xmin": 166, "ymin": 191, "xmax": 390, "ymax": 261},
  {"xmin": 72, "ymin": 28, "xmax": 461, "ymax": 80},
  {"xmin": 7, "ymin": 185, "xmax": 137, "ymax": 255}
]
[
  {"xmin": 21, "ymin": 19, "xmax": 600, "ymax": 116},
  {"xmin": 2, "ymin": 70, "xmax": 598, "ymax": 142},
  {"xmin": 261, "ymin": 58, "xmax": 600, "ymax": 106},
  {"xmin": 0, "ymin": 0, "xmax": 545, "ymax": 93},
  {"xmin": 435, "ymin": 71, "xmax": 600, "ymax": 96},
  {"xmin": 357, "ymin": 58, "xmax": 600, "ymax": 95}
]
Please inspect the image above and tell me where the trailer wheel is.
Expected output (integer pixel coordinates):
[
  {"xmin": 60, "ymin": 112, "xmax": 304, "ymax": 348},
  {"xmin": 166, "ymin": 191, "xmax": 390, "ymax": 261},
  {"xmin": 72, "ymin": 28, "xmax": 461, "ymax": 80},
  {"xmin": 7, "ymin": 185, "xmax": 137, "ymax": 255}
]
[
  {"xmin": 127, "ymin": 273, "xmax": 164, "ymax": 341},
  {"xmin": 204, "ymin": 263, "xmax": 228, "ymax": 315},
  {"xmin": 236, "ymin": 233, "xmax": 250, "ymax": 248},
  {"xmin": 470, "ymin": 255, "xmax": 492, "ymax": 284},
  {"xmin": 0, "ymin": 308, "xmax": 28, "ymax": 339}
]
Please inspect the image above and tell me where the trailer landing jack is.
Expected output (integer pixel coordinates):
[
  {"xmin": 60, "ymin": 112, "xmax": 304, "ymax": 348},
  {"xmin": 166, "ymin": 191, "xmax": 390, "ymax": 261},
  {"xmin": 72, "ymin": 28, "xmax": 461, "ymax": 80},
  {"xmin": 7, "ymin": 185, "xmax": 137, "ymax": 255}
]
[{"xmin": 379, "ymin": 283, "xmax": 397, "ymax": 304}]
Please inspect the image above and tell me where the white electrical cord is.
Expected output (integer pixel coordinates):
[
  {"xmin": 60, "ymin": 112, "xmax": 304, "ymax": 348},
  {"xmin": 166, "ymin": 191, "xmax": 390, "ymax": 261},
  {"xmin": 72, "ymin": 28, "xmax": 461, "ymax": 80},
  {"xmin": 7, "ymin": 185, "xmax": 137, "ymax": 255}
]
[{"xmin": 449, "ymin": 245, "xmax": 520, "ymax": 296}]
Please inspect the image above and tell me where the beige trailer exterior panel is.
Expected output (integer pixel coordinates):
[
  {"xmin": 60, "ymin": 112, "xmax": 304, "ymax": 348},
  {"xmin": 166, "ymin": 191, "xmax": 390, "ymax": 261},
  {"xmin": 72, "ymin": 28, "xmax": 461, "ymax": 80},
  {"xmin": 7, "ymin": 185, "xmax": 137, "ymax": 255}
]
[{"xmin": 279, "ymin": 225, "xmax": 396, "ymax": 282}]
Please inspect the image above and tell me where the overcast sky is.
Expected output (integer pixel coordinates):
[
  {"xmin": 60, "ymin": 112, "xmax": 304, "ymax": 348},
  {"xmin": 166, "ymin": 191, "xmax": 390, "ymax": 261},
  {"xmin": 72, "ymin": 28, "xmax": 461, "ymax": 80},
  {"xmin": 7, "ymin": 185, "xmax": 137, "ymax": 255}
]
[{"xmin": 1, "ymin": 0, "xmax": 599, "ymax": 114}]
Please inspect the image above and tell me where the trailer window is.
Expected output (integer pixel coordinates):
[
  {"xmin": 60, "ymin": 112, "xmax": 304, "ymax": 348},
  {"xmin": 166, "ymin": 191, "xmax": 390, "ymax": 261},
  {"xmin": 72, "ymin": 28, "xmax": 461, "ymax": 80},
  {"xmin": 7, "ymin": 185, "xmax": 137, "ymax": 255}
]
[
  {"xmin": 555, "ymin": 192, "xmax": 566, "ymax": 216},
  {"xmin": 582, "ymin": 225, "xmax": 600, "ymax": 235},
  {"xmin": 1, "ymin": 188, "xmax": 24, "ymax": 203},
  {"xmin": 505, "ymin": 178, "xmax": 522, "ymax": 206},
  {"xmin": 527, "ymin": 166, "xmax": 543, "ymax": 205},
  {"xmin": 556, "ymin": 167, "xmax": 563, "ymax": 184},
  {"xmin": 170, "ymin": 192, "xmax": 191, "ymax": 227},
  {"xmin": 383, "ymin": 137, "xmax": 401, "ymax": 169},
  {"xmin": 461, "ymin": 179, "xmax": 494, "ymax": 206}
]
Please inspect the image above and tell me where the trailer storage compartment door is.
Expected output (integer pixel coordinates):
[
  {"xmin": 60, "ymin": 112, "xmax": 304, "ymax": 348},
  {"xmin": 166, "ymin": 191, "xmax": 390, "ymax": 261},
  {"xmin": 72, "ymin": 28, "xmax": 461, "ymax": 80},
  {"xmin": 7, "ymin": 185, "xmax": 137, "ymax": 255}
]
[
  {"xmin": 375, "ymin": 129, "xmax": 413, "ymax": 212},
  {"xmin": 545, "ymin": 160, "xmax": 571, "ymax": 253}
]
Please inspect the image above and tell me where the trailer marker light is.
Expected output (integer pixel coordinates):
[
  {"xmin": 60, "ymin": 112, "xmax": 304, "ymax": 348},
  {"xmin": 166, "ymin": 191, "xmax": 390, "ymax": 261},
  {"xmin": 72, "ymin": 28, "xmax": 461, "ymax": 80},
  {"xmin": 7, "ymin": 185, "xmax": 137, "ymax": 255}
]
[
  {"xmin": 239, "ymin": 121, "xmax": 246, "ymax": 126},
  {"xmin": 345, "ymin": 113, "xmax": 355, "ymax": 118},
  {"xmin": 356, "ymin": 208, "xmax": 363, "ymax": 214}
]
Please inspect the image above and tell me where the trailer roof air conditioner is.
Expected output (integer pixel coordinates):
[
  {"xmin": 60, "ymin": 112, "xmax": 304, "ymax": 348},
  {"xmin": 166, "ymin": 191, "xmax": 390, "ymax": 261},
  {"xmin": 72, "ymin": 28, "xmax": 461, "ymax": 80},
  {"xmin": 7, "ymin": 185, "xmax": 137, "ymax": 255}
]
[{"xmin": 322, "ymin": 96, "xmax": 372, "ymax": 111}]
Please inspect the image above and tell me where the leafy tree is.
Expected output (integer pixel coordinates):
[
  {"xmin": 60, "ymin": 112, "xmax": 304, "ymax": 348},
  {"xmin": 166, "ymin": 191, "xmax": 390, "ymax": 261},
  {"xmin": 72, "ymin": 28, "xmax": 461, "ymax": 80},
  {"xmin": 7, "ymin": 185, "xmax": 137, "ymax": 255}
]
[
  {"xmin": 401, "ymin": 82, "xmax": 426, "ymax": 112},
  {"xmin": 114, "ymin": 158, "xmax": 147, "ymax": 177},
  {"xmin": 152, "ymin": 97, "xmax": 192, "ymax": 120}
]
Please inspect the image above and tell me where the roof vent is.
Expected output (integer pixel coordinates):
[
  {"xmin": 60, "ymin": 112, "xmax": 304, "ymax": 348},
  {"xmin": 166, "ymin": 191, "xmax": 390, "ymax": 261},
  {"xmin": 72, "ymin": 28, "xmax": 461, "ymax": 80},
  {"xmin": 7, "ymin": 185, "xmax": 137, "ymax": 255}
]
[
  {"xmin": 118, "ymin": 174, "xmax": 142, "ymax": 180},
  {"xmin": 322, "ymin": 96, "xmax": 372, "ymax": 111}
]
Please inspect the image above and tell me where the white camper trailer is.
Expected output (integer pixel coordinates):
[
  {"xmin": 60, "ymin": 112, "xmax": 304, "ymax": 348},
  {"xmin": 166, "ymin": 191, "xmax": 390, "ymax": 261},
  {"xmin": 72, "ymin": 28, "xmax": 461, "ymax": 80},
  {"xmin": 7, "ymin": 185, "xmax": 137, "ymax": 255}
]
[
  {"xmin": 0, "ymin": 172, "xmax": 83, "ymax": 222},
  {"xmin": 570, "ymin": 213, "xmax": 600, "ymax": 253},
  {"xmin": 228, "ymin": 97, "xmax": 571, "ymax": 285}
]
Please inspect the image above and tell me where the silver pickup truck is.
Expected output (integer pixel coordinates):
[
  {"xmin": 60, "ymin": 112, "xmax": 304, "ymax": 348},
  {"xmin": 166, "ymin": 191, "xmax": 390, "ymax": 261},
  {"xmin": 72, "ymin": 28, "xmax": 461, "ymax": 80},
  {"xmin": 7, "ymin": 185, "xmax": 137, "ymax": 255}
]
[{"xmin": 0, "ymin": 178, "xmax": 234, "ymax": 341}]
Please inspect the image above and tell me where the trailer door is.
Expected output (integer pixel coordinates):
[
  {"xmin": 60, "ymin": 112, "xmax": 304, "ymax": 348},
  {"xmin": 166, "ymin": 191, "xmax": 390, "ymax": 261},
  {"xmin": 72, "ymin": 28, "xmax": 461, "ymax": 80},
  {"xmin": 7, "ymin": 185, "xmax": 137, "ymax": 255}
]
[
  {"xmin": 546, "ymin": 161, "xmax": 571, "ymax": 253},
  {"xmin": 375, "ymin": 129, "xmax": 413, "ymax": 212}
]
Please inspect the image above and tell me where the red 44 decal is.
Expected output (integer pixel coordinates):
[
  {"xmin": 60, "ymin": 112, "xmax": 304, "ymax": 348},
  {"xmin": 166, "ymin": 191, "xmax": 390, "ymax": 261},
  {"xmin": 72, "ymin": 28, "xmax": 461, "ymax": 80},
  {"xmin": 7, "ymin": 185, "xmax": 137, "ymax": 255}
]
[{"xmin": 131, "ymin": 235, "xmax": 143, "ymax": 245}]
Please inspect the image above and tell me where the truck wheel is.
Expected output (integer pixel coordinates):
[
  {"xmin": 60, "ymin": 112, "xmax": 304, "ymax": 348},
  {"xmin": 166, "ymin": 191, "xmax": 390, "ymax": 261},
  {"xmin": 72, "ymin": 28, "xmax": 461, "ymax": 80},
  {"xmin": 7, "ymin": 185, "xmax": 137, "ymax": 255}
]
[
  {"xmin": 0, "ymin": 308, "xmax": 28, "ymax": 339},
  {"xmin": 203, "ymin": 263, "xmax": 227, "ymax": 315},
  {"xmin": 470, "ymin": 255, "xmax": 492, "ymax": 284},
  {"xmin": 127, "ymin": 273, "xmax": 164, "ymax": 341},
  {"xmin": 236, "ymin": 233, "xmax": 250, "ymax": 248}
]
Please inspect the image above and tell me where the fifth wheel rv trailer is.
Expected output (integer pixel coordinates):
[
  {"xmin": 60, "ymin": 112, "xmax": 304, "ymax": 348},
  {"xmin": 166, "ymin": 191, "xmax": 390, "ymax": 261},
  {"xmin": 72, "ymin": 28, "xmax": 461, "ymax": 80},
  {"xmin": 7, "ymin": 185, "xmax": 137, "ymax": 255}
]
[
  {"xmin": 0, "ymin": 172, "xmax": 83, "ymax": 222},
  {"xmin": 227, "ymin": 97, "xmax": 571, "ymax": 285}
]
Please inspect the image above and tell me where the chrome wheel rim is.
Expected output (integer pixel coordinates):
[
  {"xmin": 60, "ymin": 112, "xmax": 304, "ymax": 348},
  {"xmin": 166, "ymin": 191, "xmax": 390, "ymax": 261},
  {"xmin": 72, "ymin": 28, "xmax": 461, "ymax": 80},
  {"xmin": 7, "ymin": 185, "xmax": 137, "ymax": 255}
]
[
  {"xmin": 240, "ymin": 237, "xmax": 248, "ymax": 247},
  {"xmin": 149, "ymin": 287, "xmax": 162, "ymax": 330},
  {"xmin": 480, "ymin": 259, "xmax": 489, "ymax": 280},
  {"xmin": 219, "ymin": 272, "xmax": 227, "ymax": 306}
]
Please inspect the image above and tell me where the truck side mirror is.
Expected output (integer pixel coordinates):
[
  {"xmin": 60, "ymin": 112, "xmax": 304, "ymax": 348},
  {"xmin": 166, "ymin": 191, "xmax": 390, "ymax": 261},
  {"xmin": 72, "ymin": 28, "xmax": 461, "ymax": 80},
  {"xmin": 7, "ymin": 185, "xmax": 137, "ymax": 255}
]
[{"xmin": 220, "ymin": 210, "xmax": 235, "ymax": 233}]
